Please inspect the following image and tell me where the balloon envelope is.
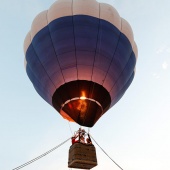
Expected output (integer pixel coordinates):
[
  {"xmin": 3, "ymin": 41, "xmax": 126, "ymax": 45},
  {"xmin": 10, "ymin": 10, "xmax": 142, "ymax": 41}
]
[{"xmin": 24, "ymin": 0, "xmax": 138, "ymax": 127}]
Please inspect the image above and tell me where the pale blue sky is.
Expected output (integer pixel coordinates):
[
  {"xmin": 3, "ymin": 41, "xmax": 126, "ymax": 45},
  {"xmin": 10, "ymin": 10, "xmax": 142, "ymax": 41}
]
[{"xmin": 0, "ymin": 0, "xmax": 170, "ymax": 170}]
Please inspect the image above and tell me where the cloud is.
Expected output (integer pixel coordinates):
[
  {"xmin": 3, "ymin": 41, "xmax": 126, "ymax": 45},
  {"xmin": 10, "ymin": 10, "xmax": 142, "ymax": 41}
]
[
  {"xmin": 152, "ymin": 73, "xmax": 160, "ymax": 79},
  {"xmin": 156, "ymin": 45, "xmax": 170, "ymax": 54},
  {"xmin": 156, "ymin": 46, "xmax": 170, "ymax": 71},
  {"xmin": 156, "ymin": 45, "xmax": 166, "ymax": 54},
  {"xmin": 162, "ymin": 62, "xmax": 168, "ymax": 70},
  {"xmin": 166, "ymin": 48, "xmax": 170, "ymax": 53}
]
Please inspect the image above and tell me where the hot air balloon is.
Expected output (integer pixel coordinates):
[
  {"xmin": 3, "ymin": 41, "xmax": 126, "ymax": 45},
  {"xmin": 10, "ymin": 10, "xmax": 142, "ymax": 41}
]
[
  {"xmin": 24, "ymin": 0, "xmax": 138, "ymax": 168},
  {"xmin": 24, "ymin": 0, "xmax": 137, "ymax": 129}
]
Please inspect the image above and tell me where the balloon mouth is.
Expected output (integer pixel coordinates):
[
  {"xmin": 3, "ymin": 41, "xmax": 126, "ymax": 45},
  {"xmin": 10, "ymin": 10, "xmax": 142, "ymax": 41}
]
[
  {"xmin": 60, "ymin": 97, "xmax": 103, "ymax": 127},
  {"xmin": 52, "ymin": 80, "xmax": 111, "ymax": 127}
]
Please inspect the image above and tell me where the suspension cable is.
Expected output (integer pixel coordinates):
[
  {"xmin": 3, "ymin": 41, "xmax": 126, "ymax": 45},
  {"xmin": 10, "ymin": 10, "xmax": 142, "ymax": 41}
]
[
  {"xmin": 89, "ymin": 134, "xmax": 124, "ymax": 170},
  {"xmin": 68, "ymin": 121, "xmax": 73, "ymax": 135},
  {"xmin": 12, "ymin": 137, "xmax": 71, "ymax": 170}
]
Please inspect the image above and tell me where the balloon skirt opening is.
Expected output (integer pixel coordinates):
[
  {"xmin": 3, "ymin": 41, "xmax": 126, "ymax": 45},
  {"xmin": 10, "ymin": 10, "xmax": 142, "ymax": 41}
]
[{"xmin": 52, "ymin": 80, "xmax": 111, "ymax": 127}]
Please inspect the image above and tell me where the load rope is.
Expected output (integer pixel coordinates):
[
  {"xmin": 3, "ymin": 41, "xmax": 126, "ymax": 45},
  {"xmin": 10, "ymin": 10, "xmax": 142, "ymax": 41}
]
[
  {"xmin": 12, "ymin": 137, "xmax": 71, "ymax": 170},
  {"xmin": 89, "ymin": 134, "xmax": 124, "ymax": 170}
]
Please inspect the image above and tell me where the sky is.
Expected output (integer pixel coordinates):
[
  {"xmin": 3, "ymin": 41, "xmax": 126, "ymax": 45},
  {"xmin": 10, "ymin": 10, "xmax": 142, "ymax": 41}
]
[{"xmin": 0, "ymin": 0, "xmax": 170, "ymax": 170}]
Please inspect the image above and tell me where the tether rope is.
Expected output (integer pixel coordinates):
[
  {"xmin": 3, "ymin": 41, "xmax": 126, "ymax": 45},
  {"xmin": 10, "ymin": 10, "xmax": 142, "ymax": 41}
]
[
  {"xmin": 12, "ymin": 137, "xmax": 71, "ymax": 170},
  {"xmin": 90, "ymin": 134, "xmax": 124, "ymax": 170}
]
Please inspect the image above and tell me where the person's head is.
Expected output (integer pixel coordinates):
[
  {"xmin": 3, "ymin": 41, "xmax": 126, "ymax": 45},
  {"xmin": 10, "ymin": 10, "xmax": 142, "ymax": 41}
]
[{"xmin": 82, "ymin": 129, "xmax": 85, "ymax": 135}]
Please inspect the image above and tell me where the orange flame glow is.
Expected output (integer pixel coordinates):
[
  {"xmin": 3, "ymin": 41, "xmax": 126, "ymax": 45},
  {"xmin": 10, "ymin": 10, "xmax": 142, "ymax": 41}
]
[
  {"xmin": 80, "ymin": 91, "xmax": 86, "ymax": 100},
  {"xmin": 80, "ymin": 96, "xmax": 86, "ymax": 100}
]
